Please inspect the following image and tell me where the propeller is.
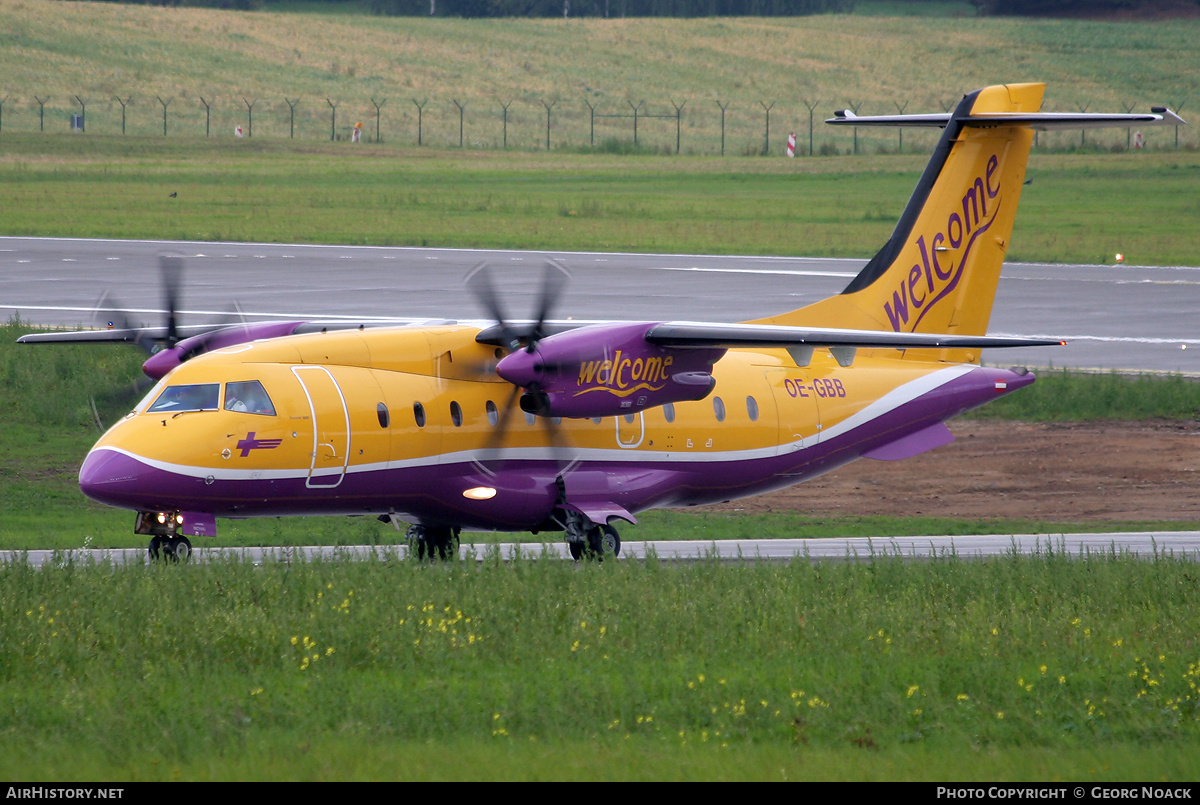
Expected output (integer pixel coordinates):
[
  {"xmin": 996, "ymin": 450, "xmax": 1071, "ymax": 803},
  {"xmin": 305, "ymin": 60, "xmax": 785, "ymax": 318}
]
[
  {"xmin": 466, "ymin": 259, "xmax": 568, "ymax": 355},
  {"xmin": 88, "ymin": 254, "xmax": 232, "ymax": 428},
  {"xmin": 466, "ymin": 260, "xmax": 574, "ymax": 474}
]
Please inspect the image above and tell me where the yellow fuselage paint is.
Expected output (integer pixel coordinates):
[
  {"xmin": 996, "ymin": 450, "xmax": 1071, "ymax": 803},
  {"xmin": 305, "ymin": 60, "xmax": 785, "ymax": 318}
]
[{"xmin": 96, "ymin": 326, "xmax": 953, "ymax": 477}]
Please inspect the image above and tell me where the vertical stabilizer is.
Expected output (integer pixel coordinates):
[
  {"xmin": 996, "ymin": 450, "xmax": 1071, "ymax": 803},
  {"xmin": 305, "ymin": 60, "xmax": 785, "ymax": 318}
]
[{"xmin": 754, "ymin": 83, "xmax": 1046, "ymax": 362}]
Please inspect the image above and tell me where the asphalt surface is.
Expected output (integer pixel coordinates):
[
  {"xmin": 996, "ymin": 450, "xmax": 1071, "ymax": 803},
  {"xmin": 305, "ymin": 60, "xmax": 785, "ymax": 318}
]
[
  {"xmin": 4, "ymin": 532, "xmax": 1199, "ymax": 567},
  {"xmin": 3, "ymin": 236, "xmax": 1199, "ymax": 374}
]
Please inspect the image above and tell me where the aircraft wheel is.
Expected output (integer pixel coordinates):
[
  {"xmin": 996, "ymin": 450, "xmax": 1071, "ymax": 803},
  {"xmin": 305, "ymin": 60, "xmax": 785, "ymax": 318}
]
[
  {"xmin": 568, "ymin": 541, "xmax": 584, "ymax": 561},
  {"xmin": 166, "ymin": 536, "xmax": 192, "ymax": 563},
  {"xmin": 601, "ymin": 524, "xmax": 621, "ymax": 557},
  {"xmin": 583, "ymin": 524, "xmax": 620, "ymax": 560},
  {"xmin": 415, "ymin": 526, "xmax": 459, "ymax": 561},
  {"xmin": 148, "ymin": 536, "xmax": 165, "ymax": 561}
]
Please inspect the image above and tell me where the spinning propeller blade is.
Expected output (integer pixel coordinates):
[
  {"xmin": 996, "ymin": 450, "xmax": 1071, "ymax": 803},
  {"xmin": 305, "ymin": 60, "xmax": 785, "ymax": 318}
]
[{"xmin": 466, "ymin": 260, "xmax": 575, "ymax": 471}]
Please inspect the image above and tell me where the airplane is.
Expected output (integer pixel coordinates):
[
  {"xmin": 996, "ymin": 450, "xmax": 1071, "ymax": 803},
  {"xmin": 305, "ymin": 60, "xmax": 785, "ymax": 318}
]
[{"xmin": 18, "ymin": 82, "xmax": 1185, "ymax": 562}]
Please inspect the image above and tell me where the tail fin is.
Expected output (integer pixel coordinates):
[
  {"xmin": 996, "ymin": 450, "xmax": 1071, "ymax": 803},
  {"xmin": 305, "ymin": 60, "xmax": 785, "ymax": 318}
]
[
  {"xmin": 754, "ymin": 83, "xmax": 1184, "ymax": 363},
  {"xmin": 753, "ymin": 83, "xmax": 1045, "ymax": 363}
]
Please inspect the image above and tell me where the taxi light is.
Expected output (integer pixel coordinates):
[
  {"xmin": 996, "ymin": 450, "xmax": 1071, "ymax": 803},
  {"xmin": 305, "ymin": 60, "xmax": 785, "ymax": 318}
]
[
  {"xmin": 462, "ymin": 487, "xmax": 497, "ymax": 501},
  {"xmin": 157, "ymin": 512, "xmax": 167, "ymax": 524},
  {"xmin": 175, "ymin": 514, "xmax": 185, "ymax": 525}
]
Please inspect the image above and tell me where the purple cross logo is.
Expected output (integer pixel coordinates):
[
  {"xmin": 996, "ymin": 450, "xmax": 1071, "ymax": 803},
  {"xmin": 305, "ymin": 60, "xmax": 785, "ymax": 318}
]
[{"xmin": 236, "ymin": 432, "xmax": 283, "ymax": 457}]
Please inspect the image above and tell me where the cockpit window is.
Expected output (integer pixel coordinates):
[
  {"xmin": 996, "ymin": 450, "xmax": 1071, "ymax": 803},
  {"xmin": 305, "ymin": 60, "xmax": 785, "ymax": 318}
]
[
  {"xmin": 224, "ymin": 380, "xmax": 276, "ymax": 416},
  {"xmin": 147, "ymin": 383, "xmax": 220, "ymax": 413}
]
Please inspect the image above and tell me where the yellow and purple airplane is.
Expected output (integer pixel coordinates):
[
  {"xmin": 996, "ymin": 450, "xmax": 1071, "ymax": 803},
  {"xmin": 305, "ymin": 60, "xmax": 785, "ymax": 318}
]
[{"xmin": 19, "ymin": 83, "xmax": 1184, "ymax": 561}]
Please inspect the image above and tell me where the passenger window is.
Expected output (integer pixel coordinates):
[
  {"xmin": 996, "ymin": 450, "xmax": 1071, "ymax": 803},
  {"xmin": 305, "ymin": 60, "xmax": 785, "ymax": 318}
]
[
  {"xmin": 746, "ymin": 396, "xmax": 759, "ymax": 422},
  {"xmin": 486, "ymin": 400, "xmax": 499, "ymax": 427},
  {"xmin": 148, "ymin": 383, "xmax": 220, "ymax": 413},
  {"xmin": 413, "ymin": 402, "xmax": 426, "ymax": 428},
  {"xmin": 377, "ymin": 403, "xmax": 389, "ymax": 428},
  {"xmin": 451, "ymin": 401, "xmax": 463, "ymax": 427},
  {"xmin": 662, "ymin": 403, "xmax": 675, "ymax": 423},
  {"xmin": 225, "ymin": 380, "xmax": 276, "ymax": 416},
  {"xmin": 713, "ymin": 396, "xmax": 726, "ymax": 422}
]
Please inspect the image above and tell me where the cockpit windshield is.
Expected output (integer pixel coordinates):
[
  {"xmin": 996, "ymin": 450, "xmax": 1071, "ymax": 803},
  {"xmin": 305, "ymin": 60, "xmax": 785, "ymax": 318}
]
[
  {"xmin": 224, "ymin": 380, "xmax": 276, "ymax": 416},
  {"xmin": 146, "ymin": 383, "xmax": 220, "ymax": 413}
]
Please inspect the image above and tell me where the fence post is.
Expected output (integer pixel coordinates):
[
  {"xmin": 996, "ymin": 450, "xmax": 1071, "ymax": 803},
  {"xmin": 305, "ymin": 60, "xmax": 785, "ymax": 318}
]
[
  {"xmin": 671, "ymin": 99, "xmax": 686, "ymax": 154},
  {"xmin": 115, "ymin": 96, "xmax": 131, "ymax": 135},
  {"xmin": 326, "ymin": 98, "xmax": 339, "ymax": 141},
  {"xmin": 628, "ymin": 100, "xmax": 643, "ymax": 146},
  {"xmin": 759, "ymin": 101, "xmax": 774, "ymax": 155},
  {"xmin": 585, "ymin": 99, "xmax": 597, "ymax": 146},
  {"xmin": 715, "ymin": 100, "xmax": 729, "ymax": 156},
  {"xmin": 243, "ymin": 98, "xmax": 256, "ymax": 138},
  {"xmin": 499, "ymin": 99, "xmax": 512, "ymax": 148},
  {"xmin": 1171, "ymin": 100, "xmax": 1186, "ymax": 148},
  {"xmin": 894, "ymin": 101, "xmax": 908, "ymax": 153},
  {"xmin": 412, "ymin": 98, "xmax": 427, "ymax": 145},
  {"xmin": 847, "ymin": 101, "xmax": 864, "ymax": 154},
  {"xmin": 74, "ymin": 96, "xmax": 86, "ymax": 133},
  {"xmin": 371, "ymin": 98, "xmax": 386, "ymax": 143},
  {"xmin": 284, "ymin": 98, "xmax": 299, "ymax": 139},
  {"xmin": 802, "ymin": 99, "xmax": 819, "ymax": 156},
  {"xmin": 1124, "ymin": 102, "xmax": 1136, "ymax": 149},
  {"xmin": 34, "ymin": 96, "xmax": 48, "ymax": 132},
  {"xmin": 199, "ymin": 97, "xmax": 212, "ymax": 137},
  {"xmin": 157, "ymin": 96, "xmax": 171, "ymax": 136},
  {"xmin": 1078, "ymin": 103, "xmax": 1089, "ymax": 148},
  {"xmin": 541, "ymin": 99, "xmax": 556, "ymax": 150},
  {"xmin": 452, "ymin": 99, "xmax": 466, "ymax": 147}
]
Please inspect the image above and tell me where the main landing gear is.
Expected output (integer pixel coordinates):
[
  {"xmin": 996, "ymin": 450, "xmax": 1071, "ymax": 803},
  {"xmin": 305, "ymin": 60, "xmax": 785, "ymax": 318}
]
[
  {"xmin": 564, "ymin": 512, "xmax": 621, "ymax": 561},
  {"xmin": 406, "ymin": 525, "xmax": 461, "ymax": 561}
]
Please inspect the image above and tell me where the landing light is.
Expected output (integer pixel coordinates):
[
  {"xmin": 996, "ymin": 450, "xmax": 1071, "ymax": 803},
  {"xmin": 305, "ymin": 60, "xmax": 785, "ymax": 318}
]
[{"xmin": 463, "ymin": 487, "xmax": 497, "ymax": 501}]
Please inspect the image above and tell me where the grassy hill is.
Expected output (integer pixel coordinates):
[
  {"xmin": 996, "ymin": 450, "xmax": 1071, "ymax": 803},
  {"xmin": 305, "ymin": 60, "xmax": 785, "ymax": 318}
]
[{"xmin": 0, "ymin": 0, "xmax": 1195, "ymax": 152}]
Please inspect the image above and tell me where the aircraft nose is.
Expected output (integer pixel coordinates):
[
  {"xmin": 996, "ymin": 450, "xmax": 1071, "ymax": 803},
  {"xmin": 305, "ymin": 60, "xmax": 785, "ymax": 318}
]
[{"xmin": 79, "ymin": 448, "xmax": 147, "ymax": 508}]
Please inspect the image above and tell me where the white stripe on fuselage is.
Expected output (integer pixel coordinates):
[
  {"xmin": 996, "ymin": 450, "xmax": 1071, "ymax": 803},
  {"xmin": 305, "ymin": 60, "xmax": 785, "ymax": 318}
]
[{"xmin": 90, "ymin": 365, "xmax": 976, "ymax": 483}]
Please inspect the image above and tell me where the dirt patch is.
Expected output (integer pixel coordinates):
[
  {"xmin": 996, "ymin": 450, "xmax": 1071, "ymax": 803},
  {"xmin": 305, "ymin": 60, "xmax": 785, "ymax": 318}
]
[{"xmin": 703, "ymin": 421, "xmax": 1200, "ymax": 523}]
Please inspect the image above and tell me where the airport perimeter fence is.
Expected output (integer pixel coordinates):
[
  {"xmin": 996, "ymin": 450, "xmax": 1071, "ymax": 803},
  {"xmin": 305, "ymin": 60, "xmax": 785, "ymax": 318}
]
[{"xmin": 0, "ymin": 93, "xmax": 1192, "ymax": 155}]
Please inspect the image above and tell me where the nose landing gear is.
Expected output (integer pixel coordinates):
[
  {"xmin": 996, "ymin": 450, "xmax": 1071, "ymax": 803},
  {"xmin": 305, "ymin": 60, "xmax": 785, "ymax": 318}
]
[
  {"xmin": 136, "ymin": 511, "xmax": 194, "ymax": 562},
  {"xmin": 148, "ymin": 535, "xmax": 193, "ymax": 563}
]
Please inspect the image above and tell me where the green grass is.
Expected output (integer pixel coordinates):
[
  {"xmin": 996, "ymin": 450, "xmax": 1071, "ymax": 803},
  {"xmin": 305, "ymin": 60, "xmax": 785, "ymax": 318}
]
[
  {"xmin": 2, "ymin": 552, "xmax": 1198, "ymax": 780},
  {"xmin": 968, "ymin": 369, "xmax": 1200, "ymax": 421},
  {"xmin": 2, "ymin": 136, "xmax": 1198, "ymax": 263}
]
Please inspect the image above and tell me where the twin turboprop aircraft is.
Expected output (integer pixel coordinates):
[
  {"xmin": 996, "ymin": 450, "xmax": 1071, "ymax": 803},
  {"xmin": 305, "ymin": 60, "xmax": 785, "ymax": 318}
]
[{"xmin": 20, "ymin": 83, "xmax": 1185, "ymax": 561}]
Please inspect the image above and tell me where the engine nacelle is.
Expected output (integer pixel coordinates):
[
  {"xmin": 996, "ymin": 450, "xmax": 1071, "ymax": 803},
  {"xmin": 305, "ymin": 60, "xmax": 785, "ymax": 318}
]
[
  {"xmin": 141, "ymin": 321, "xmax": 305, "ymax": 379},
  {"xmin": 495, "ymin": 322, "xmax": 725, "ymax": 419}
]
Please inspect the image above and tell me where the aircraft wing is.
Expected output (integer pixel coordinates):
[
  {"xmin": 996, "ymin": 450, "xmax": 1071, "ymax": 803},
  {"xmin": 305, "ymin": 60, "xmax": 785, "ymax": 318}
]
[
  {"xmin": 644, "ymin": 322, "xmax": 1062, "ymax": 351},
  {"xmin": 17, "ymin": 324, "xmax": 222, "ymax": 345}
]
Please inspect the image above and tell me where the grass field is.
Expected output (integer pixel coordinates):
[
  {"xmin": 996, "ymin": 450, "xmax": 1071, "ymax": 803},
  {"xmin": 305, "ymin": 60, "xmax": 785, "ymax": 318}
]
[
  {"xmin": 2, "ymin": 551, "xmax": 1199, "ymax": 781},
  {"xmin": 0, "ymin": 0, "xmax": 1196, "ymax": 153},
  {"xmin": 2, "ymin": 135, "xmax": 1198, "ymax": 263}
]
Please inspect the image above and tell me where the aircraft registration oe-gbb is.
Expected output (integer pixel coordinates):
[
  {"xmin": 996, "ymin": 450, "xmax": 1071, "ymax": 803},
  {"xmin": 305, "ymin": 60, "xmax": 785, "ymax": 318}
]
[{"xmin": 19, "ymin": 82, "xmax": 1186, "ymax": 562}]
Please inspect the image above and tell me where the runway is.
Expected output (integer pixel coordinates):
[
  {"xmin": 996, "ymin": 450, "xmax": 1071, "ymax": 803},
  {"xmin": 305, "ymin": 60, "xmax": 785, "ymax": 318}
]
[
  {"xmin": 4, "ymin": 532, "xmax": 1200, "ymax": 568},
  {"xmin": 3, "ymin": 236, "xmax": 1199, "ymax": 374}
]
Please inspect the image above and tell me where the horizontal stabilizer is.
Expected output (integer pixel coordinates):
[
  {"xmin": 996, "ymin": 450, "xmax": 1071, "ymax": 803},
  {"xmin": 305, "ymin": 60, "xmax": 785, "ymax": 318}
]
[{"xmin": 827, "ymin": 109, "xmax": 1186, "ymax": 130}]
